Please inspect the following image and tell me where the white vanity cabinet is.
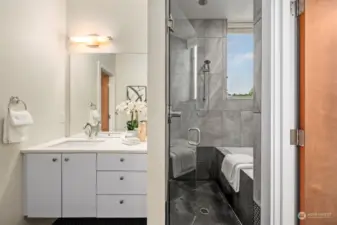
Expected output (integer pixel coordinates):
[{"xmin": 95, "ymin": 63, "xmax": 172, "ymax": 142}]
[
  {"xmin": 62, "ymin": 154, "xmax": 96, "ymax": 217},
  {"xmin": 23, "ymin": 151, "xmax": 147, "ymax": 219},
  {"xmin": 24, "ymin": 153, "xmax": 97, "ymax": 218},
  {"xmin": 25, "ymin": 154, "xmax": 62, "ymax": 218}
]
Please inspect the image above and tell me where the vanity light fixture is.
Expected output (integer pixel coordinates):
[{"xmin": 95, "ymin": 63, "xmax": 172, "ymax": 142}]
[{"xmin": 69, "ymin": 34, "xmax": 113, "ymax": 48}]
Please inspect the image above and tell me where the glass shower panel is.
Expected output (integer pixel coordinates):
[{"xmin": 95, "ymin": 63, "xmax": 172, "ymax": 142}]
[{"xmin": 168, "ymin": 0, "xmax": 199, "ymax": 225}]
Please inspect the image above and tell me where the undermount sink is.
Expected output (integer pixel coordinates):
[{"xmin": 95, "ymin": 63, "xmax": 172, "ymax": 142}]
[{"xmin": 49, "ymin": 140, "xmax": 105, "ymax": 148}]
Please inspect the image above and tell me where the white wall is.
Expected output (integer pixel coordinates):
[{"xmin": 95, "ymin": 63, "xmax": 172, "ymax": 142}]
[
  {"xmin": 0, "ymin": 0, "xmax": 67, "ymax": 224},
  {"xmin": 147, "ymin": 0, "xmax": 167, "ymax": 225},
  {"xmin": 69, "ymin": 54, "xmax": 116, "ymax": 135},
  {"xmin": 115, "ymin": 54, "xmax": 148, "ymax": 130},
  {"xmin": 67, "ymin": 0, "xmax": 148, "ymax": 54}
]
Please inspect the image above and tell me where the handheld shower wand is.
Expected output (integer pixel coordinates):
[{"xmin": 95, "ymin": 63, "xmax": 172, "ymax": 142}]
[{"xmin": 202, "ymin": 60, "xmax": 211, "ymax": 101}]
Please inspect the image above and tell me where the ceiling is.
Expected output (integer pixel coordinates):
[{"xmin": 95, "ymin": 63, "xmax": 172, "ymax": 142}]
[{"xmin": 173, "ymin": 0, "xmax": 253, "ymax": 21}]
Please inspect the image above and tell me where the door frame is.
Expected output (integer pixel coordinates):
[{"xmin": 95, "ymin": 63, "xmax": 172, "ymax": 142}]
[
  {"xmin": 261, "ymin": 0, "xmax": 298, "ymax": 225},
  {"xmin": 146, "ymin": 0, "xmax": 298, "ymax": 225},
  {"xmin": 97, "ymin": 61, "xmax": 115, "ymax": 131}
]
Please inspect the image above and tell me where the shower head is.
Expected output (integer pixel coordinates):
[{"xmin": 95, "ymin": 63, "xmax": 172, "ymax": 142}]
[{"xmin": 197, "ymin": 0, "xmax": 208, "ymax": 6}]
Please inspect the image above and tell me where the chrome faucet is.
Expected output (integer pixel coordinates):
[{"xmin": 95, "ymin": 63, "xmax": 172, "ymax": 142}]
[{"xmin": 83, "ymin": 122, "xmax": 100, "ymax": 138}]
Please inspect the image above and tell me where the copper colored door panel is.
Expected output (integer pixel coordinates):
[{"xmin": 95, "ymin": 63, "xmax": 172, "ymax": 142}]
[
  {"xmin": 101, "ymin": 73, "xmax": 109, "ymax": 132},
  {"xmin": 300, "ymin": 1, "xmax": 337, "ymax": 224}
]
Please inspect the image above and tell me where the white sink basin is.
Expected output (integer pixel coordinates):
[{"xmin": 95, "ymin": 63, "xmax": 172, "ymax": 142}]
[{"xmin": 49, "ymin": 140, "xmax": 105, "ymax": 148}]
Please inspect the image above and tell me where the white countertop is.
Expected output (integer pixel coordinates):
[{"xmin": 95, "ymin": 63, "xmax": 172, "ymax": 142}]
[{"xmin": 21, "ymin": 136, "xmax": 147, "ymax": 154}]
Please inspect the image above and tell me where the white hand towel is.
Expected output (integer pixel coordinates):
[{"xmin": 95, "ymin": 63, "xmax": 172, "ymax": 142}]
[
  {"xmin": 9, "ymin": 109, "xmax": 34, "ymax": 126},
  {"xmin": 3, "ymin": 109, "xmax": 34, "ymax": 144},
  {"xmin": 221, "ymin": 154, "xmax": 253, "ymax": 192},
  {"xmin": 89, "ymin": 109, "xmax": 101, "ymax": 125}
]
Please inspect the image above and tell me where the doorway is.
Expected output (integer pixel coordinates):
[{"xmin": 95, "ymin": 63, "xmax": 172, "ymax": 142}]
[
  {"xmin": 299, "ymin": 1, "xmax": 337, "ymax": 224},
  {"xmin": 97, "ymin": 61, "xmax": 115, "ymax": 132},
  {"xmin": 101, "ymin": 71, "xmax": 110, "ymax": 131}
]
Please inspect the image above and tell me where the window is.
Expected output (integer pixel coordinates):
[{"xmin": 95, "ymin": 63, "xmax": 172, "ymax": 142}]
[{"xmin": 226, "ymin": 31, "xmax": 254, "ymax": 99}]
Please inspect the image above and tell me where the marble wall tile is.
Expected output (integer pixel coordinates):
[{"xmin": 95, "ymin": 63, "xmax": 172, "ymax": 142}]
[
  {"xmin": 197, "ymin": 38, "xmax": 224, "ymax": 74},
  {"xmin": 170, "ymin": 36, "xmax": 190, "ymax": 75},
  {"xmin": 170, "ymin": 118, "xmax": 183, "ymax": 140},
  {"xmin": 197, "ymin": 147, "xmax": 215, "ymax": 163},
  {"xmin": 253, "ymin": 113, "xmax": 261, "ymax": 206},
  {"xmin": 241, "ymin": 111, "xmax": 255, "ymax": 147},
  {"xmin": 253, "ymin": 19, "xmax": 262, "ymax": 113},
  {"xmin": 170, "ymin": 36, "xmax": 193, "ymax": 110},
  {"xmin": 171, "ymin": 72, "xmax": 193, "ymax": 110},
  {"xmin": 208, "ymin": 73, "xmax": 225, "ymax": 110},
  {"xmin": 180, "ymin": 102, "xmax": 199, "ymax": 139},
  {"xmin": 190, "ymin": 19, "xmax": 226, "ymax": 38},
  {"xmin": 223, "ymin": 99, "xmax": 254, "ymax": 111},
  {"xmin": 222, "ymin": 111, "xmax": 242, "ymax": 146},
  {"xmin": 200, "ymin": 111, "xmax": 224, "ymax": 147},
  {"xmin": 254, "ymin": 0, "xmax": 262, "ymax": 23}
]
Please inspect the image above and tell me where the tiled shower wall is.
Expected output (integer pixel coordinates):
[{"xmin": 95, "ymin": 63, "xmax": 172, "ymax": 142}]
[{"xmin": 170, "ymin": 19, "xmax": 256, "ymax": 148}]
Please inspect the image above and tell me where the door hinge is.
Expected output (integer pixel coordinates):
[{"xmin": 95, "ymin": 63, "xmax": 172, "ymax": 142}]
[
  {"xmin": 290, "ymin": 129, "xmax": 305, "ymax": 147},
  {"xmin": 168, "ymin": 14, "xmax": 174, "ymax": 33},
  {"xmin": 291, "ymin": 0, "xmax": 305, "ymax": 16}
]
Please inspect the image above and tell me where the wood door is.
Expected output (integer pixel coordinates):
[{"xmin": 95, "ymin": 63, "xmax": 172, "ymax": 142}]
[
  {"xmin": 25, "ymin": 154, "xmax": 61, "ymax": 218},
  {"xmin": 300, "ymin": 1, "xmax": 337, "ymax": 224},
  {"xmin": 101, "ymin": 72, "xmax": 110, "ymax": 131},
  {"xmin": 62, "ymin": 154, "xmax": 97, "ymax": 217}
]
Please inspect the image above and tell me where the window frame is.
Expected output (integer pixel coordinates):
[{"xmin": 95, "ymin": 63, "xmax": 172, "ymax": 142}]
[{"xmin": 226, "ymin": 22, "xmax": 254, "ymax": 100}]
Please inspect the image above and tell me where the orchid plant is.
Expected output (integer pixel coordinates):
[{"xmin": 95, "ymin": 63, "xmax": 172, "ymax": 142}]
[{"xmin": 115, "ymin": 100, "xmax": 147, "ymax": 131}]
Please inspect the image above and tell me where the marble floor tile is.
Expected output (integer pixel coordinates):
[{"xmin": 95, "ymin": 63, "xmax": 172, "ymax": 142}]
[{"xmin": 169, "ymin": 181, "xmax": 242, "ymax": 225}]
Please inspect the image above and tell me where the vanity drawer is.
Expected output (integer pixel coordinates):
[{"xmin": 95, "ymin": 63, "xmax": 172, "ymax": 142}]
[
  {"xmin": 97, "ymin": 153, "xmax": 147, "ymax": 171},
  {"xmin": 97, "ymin": 195, "xmax": 147, "ymax": 218},
  {"xmin": 97, "ymin": 171, "xmax": 147, "ymax": 195}
]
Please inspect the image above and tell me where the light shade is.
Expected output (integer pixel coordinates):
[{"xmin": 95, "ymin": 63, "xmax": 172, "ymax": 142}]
[{"xmin": 69, "ymin": 34, "xmax": 113, "ymax": 47}]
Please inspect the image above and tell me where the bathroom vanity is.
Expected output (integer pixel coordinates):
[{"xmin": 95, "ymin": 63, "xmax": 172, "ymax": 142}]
[{"xmin": 21, "ymin": 137, "xmax": 147, "ymax": 219}]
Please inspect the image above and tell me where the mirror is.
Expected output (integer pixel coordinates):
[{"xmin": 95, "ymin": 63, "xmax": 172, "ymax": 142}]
[
  {"xmin": 127, "ymin": 86, "xmax": 147, "ymax": 102},
  {"xmin": 69, "ymin": 53, "xmax": 147, "ymax": 135}
]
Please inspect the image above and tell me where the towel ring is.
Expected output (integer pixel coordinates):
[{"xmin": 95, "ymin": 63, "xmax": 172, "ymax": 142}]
[{"xmin": 8, "ymin": 96, "xmax": 28, "ymax": 111}]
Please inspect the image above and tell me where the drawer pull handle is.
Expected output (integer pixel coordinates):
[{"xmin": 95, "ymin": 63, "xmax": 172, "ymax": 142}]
[
  {"xmin": 119, "ymin": 200, "xmax": 124, "ymax": 204},
  {"xmin": 64, "ymin": 158, "xmax": 69, "ymax": 162},
  {"xmin": 120, "ymin": 158, "xmax": 125, "ymax": 162},
  {"xmin": 120, "ymin": 176, "xmax": 124, "ymax": 180},
  {"xmin": 52, "ymin": 158, "xmax": 58, "ymax": 162}
]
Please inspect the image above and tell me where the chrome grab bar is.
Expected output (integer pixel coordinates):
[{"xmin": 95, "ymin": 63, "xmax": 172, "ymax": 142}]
[{"xmin": 188, "ymin": 128, "xmax": 201, "ymax": 146}]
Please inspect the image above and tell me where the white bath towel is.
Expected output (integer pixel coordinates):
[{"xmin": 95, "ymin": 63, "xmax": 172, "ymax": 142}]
[
  {"xmin": 170, "ymin": 139, "xmax": 196, "ymax": 178},
  {"xmin": 3, "ymin": 109, "xmax": 34, "ymax": 144},
  {"xmin": 221, "ymin": 154, "xmax": 253, "ymax": 192}
]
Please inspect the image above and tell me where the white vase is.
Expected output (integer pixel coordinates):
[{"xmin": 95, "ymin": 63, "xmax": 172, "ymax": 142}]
[{"xmin": 126, "ymin": 130, "xmax": 138, "ymax": 138}]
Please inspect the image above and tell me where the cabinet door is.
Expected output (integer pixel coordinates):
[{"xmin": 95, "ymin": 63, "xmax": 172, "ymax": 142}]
[
  {"xmin": 62, "ymin": 154, "xmax": 96, "ymax": 217},
  {"xmin": 25, "ymin": 154, "xmax": 61, "ymax": 218}
]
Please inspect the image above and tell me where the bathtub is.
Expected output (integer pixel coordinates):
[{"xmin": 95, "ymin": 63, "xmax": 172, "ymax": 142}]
[{"xmin": 217, "ymin": 147, "xmax": 253, "ymax": 157}]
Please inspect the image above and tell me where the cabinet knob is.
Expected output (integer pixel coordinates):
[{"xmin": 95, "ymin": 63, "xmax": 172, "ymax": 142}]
[
  {"xmin": 64, "ymin": 158, "xmax": 69, "ymax": 162},
  {"xmin": 120, "ymin": 176, "xmax": 124, "ymax": 181},
  {"xmin": 119, "ymin": 200, "xmax": 124, "ymax": 204},
  {"xmin": 52, "ymin": 158, "xmax": 58, "ymax": 162},
  {"xmin": 120, "ymin": 158, "xmax": 124, "ymax": 162}
]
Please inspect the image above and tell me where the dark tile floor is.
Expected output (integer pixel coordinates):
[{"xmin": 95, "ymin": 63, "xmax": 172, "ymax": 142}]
[{"xmin": 169, "ymin": 181, "xmax": 242, "ymax": 225}]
